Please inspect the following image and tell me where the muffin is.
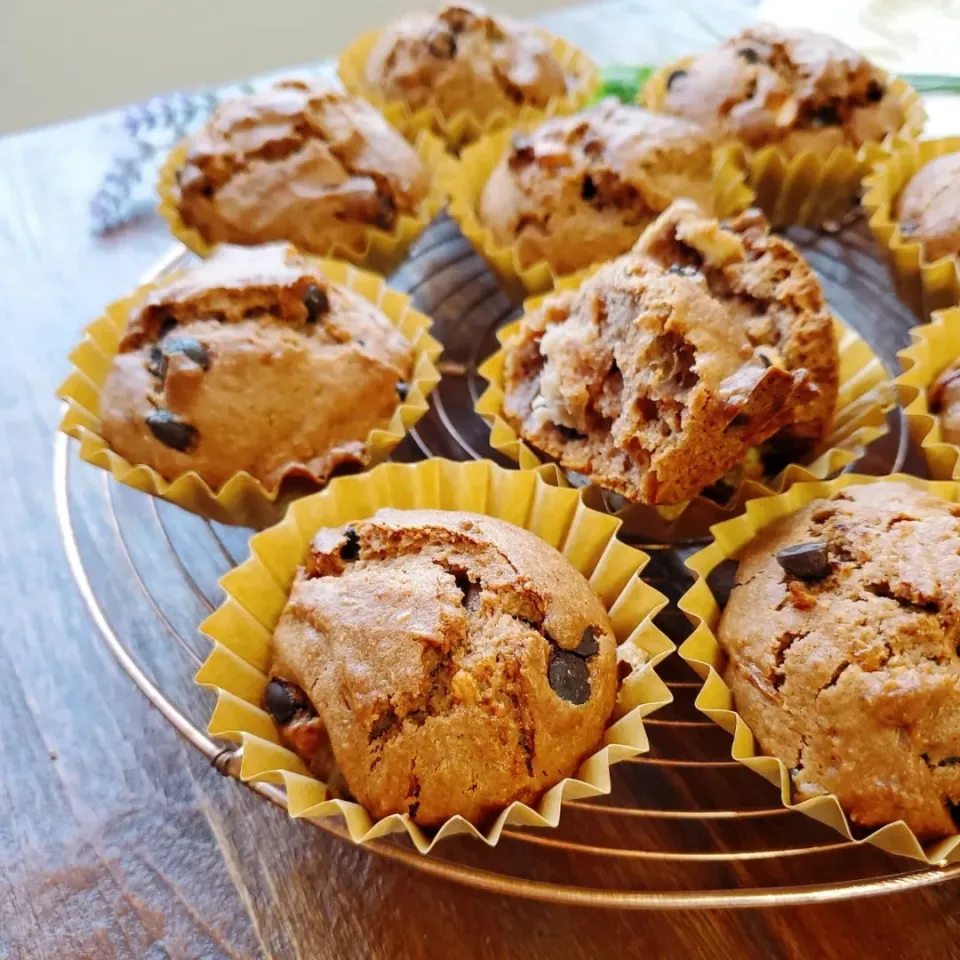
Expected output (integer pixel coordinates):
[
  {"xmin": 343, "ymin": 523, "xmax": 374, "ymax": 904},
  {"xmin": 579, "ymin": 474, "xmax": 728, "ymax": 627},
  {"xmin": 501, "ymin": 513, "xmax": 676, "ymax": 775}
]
[
  {"xmin": 653, "ymin": 24, "xmax": 904, "ymax": 157},
  {"xmin": 478, "ymin": 99, "xmax": 728, "ymax": 276},
  {"xmin": 895, "ymin": 152, "xmax": 960, "ymax": 263},
  {"xmin": 99, "ymin": 244, "xmax": 414, "ymax": 491},
  {"xmin": 364, "ymin": 3, "xmax": 569, "ymax": 127},
  {"xmin": 500, "ymin": 200, "xmax": 839, "ymax": 505},
  {"xmin": 717, "ymin": 481, "xmax": 960, "ymax": 839},
  {"xmin": 263, "ymin": 508, "xmax": 618, "ymax": 826},
  {"xmin": 168, "ymin": 79, "xmax": 430, "ymax": 255},
  {"xmin": 929, "ymin": 359, "xmax": 960, "ymax": 445}
]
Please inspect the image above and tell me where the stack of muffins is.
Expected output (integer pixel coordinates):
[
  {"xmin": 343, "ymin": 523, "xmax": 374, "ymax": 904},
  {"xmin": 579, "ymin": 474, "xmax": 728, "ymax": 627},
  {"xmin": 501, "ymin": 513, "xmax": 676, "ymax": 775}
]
[{"xmin": 58, "ymin": 4, "xmax": 959, "ymax": 862}]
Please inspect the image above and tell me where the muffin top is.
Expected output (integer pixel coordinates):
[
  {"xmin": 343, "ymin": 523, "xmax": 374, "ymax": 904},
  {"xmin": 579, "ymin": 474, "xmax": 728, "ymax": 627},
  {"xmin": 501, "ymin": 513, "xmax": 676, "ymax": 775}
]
[
  {"xmin": 718, "ymin": 482, "xmax": 960, "ymax": 839},
  {"xmin": 172, "ymin": 79, "xmax": 429, "ymax": 254},
  {"xmin": 364, "ymin": 3, "xmax": 569, "ymax": 124},
  {"xmin": 656, "ymin": 24, "xmax": 904, "ymax": 155},
  {"xmin": 929, "ymin": 359, "xmax": 960, "ymax": 445},
  {"xmin": 100, "ymin": 245, "xmax": 413, "ymax": 491},
  {"xmin": 895, "ymin": 152, "xmax": 960, "ymax": 262},
  {"xmin": 501, "ymin": 200, "xmax": 838, "ymax": 505},
  {"xmin": 266, "ymin": 508, "xmax": 618, "ymax": 826},
  {"xmin": 479, "ymin": 99, "xmax": 721, "ymax": 275}
]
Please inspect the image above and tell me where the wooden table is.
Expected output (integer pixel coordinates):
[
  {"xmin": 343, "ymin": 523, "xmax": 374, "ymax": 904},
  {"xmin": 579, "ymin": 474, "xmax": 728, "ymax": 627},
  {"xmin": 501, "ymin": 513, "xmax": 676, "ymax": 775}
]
[{"xmin": 3, "ymin": 1, "xmax": 960, "ymax": 957}]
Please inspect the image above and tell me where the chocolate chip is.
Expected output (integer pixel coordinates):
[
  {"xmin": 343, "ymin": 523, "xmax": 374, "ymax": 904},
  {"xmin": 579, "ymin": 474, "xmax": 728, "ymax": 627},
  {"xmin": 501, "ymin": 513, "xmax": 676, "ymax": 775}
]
[
  {"xmin": 145, "ymin": 409, "xmax": 198, "ymax": 452},
  {"xmin": 667, "ymin": 264, "xmax": 698, "ymax": 277},
  {"xmin": 737, "ymin": 47, "xmax": 760, "ymax": 64},
  {"xmin": 147, "ymin": 337, "xmax": 210, "ymax": 379},
  {"xmin": 866, "ymin": 80, "xmax": 885, "ymax": 102},
  {"xmin": 339, "ymin": 526, "xmax": 360, "ymax": 561},
  {"xmin": 264, "ymin": 678, "xmax": 310, "ymax": 726},
  {"xmin": 428, "ymin": 28, "xmax": 457, "ymax": 59},
  {"xmin": 556, "ymin": 423, "xmax": 587, "ymax": 441},
  {"xmin": 147, "ymin": 345, "xmax": 165, "ymax": 378},
  {"xmin": 666, "ymin": 69, "xmax": 688, "ymax": 90},
  {"xmin": 940, "ymin": 757, "xmax": 960, "ymax": 766},
  {"xmin": 574, "ymin": 628, "xmax": 599, "ymax": 658},
  {"xmin": 508, "ymin": 134, "xmax": 536, "ymax": 170},
  {"xmin": 900, "ymin": 219, "xmax": 919, "ymax": 236},
  {"xmin": 581, "ymin": 175, "xmax": 597, "ymax": 201},
  {"xmin": 200, "ymin": 183, "xmax": 214, "ymax": 198},
  {"xmin": 812, "ymin": 104, "xmax": 840, "ymax": 126},
  {"xmin": 373, "ymin": 193, "xmax": 397, "ymax": 231},
  {"xmin": 395, "ymin": 381, "xmax": 410, "ymax": 400},
  {"xmin": 303, "ymin": 284, "xmax": 329, "ymax": 323},
  {"xmin": 775, "ymin": 541, "xmax": 831, "ymax": 581},
  {"xmin": 158, "ymin": 315, "xmax": 178, "ymax": 337},
  {"xmin": 548, "ymin": 648, "xmax": 591, "ymax": 705}
]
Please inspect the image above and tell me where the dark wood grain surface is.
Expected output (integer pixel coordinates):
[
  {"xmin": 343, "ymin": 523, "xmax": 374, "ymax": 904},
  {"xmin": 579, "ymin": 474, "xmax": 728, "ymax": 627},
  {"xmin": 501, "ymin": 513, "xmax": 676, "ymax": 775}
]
[{"xmin": 3, "ymin": 1, "xmax": 960, "ymax": 957}]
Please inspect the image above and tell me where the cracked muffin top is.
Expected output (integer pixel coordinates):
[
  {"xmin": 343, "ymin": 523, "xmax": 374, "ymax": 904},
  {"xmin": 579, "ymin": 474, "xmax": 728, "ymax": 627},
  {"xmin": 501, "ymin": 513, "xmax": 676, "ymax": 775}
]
[
  {"xmin": 364, "ymin": 3, "xmax": 569, "ymax": 125},
  {"xmin": 264, "ymin": 508, "xmax": 618, "ymax": 826},
  {"xmin": 479, "ymin": 99, "xmax": 723, "ymax": 275},
  {"xmin": 717, "ymin": 482, "xmax": 960, "ymax": 840},
  {"xmin": 501, "ymin": 200, "xmax": 839, "ymax": 505},
  {"xmin": 99, "ymin": 244, "xmax": 414, "ymax": 491},
  {"xmin": 895, "ymin": 151, "xmax": 960, "ymax": 263},
  {"xmin": 171, "ymin": 79, "xmax": 429, "ymax": 255},
  {"xmin": 655, "ymin": 24, "xmax": 904, "ymax": 156}
]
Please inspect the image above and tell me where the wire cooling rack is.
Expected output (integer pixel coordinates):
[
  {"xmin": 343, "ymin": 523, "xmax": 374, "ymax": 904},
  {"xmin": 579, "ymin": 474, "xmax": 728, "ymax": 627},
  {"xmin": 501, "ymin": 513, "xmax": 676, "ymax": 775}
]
[{"xmin": 55, "ymin": 214, "xmax": 960, "ymax": 908}]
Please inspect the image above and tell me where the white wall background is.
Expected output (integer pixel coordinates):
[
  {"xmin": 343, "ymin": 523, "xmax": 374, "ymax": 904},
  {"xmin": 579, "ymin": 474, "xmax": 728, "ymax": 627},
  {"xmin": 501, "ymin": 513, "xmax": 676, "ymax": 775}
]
[{"xmin": 0, "ymin": 0, "xmax": 570, "ymax": 134}]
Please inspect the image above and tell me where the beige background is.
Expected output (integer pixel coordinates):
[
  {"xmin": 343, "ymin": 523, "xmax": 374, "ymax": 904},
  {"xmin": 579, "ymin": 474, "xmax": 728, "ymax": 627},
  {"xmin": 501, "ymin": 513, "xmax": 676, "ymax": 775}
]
[{"xmin": 0, "ymin": 0, "xmax": 571, "ymax": 134}]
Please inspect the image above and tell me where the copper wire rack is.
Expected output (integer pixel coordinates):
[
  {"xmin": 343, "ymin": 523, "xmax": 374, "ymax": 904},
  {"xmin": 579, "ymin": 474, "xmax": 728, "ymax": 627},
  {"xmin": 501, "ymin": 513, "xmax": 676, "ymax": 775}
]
[{"xmin": 55, "ymin": 214, "xmax": 960, "ymax": 909}]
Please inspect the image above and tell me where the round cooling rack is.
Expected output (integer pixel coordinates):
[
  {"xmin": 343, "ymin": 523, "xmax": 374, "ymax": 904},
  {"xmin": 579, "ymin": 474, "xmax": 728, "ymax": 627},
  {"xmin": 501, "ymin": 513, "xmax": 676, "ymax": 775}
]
[{"xmin": 55, "ymin": 213, "xmax": 960, "ymax": 909}]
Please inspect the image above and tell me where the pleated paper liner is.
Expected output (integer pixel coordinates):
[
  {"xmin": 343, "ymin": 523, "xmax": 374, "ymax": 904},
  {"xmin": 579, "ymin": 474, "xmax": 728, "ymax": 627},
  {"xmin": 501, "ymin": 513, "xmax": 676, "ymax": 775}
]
[
  {"xmin": 337, "ymin": 28, "xmax": 598, "ymax": 152},
  {"xmin": 157, "ymin": 115, "xmax": 450, "ymax": 273},
  {"xmin": 863, "ymin": 137, "xmax": 960, "ymax": 318},
  {"xmin": 678, "ymin": 473, "xmax": 960, "ymax": 865},
  {"xmin": 896, "ymin": 306, "xmax": 960, "ymax": 480},
  {"xmin": 194, "ymin": 458, "xmax": 674, "ymax": 853},
  {"xmin": 476, "ymin": 276, "xmax": 893, "ymax": 541},
  {"xmin": 644, "ymin": 64, "xmax": 925, "ymax": 229},
  {"xmin": 441, "ymin": 127, "xmax": 753, "ymax": 298},
  {"xmin": 57, "ymin": 256, "xmax": 442, "ymax": 528}
]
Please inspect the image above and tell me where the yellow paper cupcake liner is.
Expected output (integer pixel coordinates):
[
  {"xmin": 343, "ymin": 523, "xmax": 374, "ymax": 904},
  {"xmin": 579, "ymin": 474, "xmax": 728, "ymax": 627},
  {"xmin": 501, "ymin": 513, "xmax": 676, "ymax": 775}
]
[
  {"xmin": 863, "ymin": 137, "xmax": 960, "ymax": 318},
  {"xmin": 896, "ymin": 306, "xmax": 960, "ymax": 479},
  {"xmin": 678, "ymin": 472, "xmax": 960, "ymax": 865},
  {"xmin": 645, "ymin": 65, "xmax": 925, "ymax": 229},
  {"xmin": 441, "ymin": 126, "xmax": 754, "ymax": 297},
  {"xmin": 57, "ymin": 257, "xmax": 443, "ymax": 528},
  {"xmin": 157, "ymin": 114, "xmax": 450, "ymax": 273},
  {"xmin": 338, "ymin": 28, "xmax": 598, "ymax": 152},
  {"xmin": 194, "ymin": 457, "xmax": 674, "ymax": 853},
  {"xmin": 476, "ymin": 272, "xmax": 893, "ymax": 537}
]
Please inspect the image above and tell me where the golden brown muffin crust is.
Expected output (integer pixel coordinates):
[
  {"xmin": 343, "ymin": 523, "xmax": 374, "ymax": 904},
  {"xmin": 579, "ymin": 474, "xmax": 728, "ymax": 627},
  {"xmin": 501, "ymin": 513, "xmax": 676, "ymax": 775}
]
[
  {"xmin": 266, "ymin": 509, "xmax": 618, "ymax": 826},
  {"xmin": 174, "ymin": 79, "xmax": 429, "ymax": 254},
  {"xmin": 100, "ymin": 244, "xmax": 413, "ymax": 490},
  {"xmin": 895, "ymin": 152, "xmax": 960, "ymax": 263},
  {"xmin": 718, "ymin": 482, "xmax": 960, "ymax": 839}
]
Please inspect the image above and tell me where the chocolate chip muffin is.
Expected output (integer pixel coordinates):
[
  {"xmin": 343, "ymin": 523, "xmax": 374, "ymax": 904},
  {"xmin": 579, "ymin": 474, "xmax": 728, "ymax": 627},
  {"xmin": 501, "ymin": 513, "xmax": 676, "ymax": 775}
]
[
  {"xmin": 717, "ymin": 482, "xmax": 960, "ymax": 839},
  {"xmin": 500, "ymin": 200, "xmax": 839, "ymax": 505},
  {"xmin": 929, "ymin": 359, "xmax": 960, "ymax": 444},
  {"xmin": 100, "ymin": 244, "xmax": 414, "ymax": 491},
  {"xmin": 170, "ymin": 79, "xmax": 429, "ymax": 255},
  {"xmin": 264, "ymin": 508, "xmax": 618, "ymax": 826},
  {"xmin": 479, "ymin": 99, "xmax": 724, "ymax": 275},
  {"xmin": 895, "ymin": 152, "xmax": 960, "ymax": 262},
  {"xmin": 364, "ymin": 3, "xmax": 569, "ymax": 126},
  {"xmin": 655, "ymin": 24, "xmax": 904, "ymax": 156}
]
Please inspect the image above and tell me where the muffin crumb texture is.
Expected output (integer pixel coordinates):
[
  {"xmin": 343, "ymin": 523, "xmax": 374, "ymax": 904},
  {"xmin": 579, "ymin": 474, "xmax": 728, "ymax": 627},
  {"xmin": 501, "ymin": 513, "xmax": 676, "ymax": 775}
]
[
  {"xmin": 501, "ymin": 200, "xmax": 839, "ymax": 504},
  {"xmin": 718, "ymin": 482, "xmax": 960, "ymax": 839},
  {"xmin": 100, "ymin": 244, "xmax": 413, "ymax": 491},
  {"xmin": 266, "ymin": 509, "xmax": 619, "ymax": 826},
  {"xmin": 895, "ymin": 152, "xmax": 960, "ymax": 263}
]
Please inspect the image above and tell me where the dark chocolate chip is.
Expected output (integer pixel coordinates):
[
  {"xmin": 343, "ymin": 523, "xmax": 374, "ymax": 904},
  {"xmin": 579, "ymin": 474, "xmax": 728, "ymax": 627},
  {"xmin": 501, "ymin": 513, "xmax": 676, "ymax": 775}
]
[
  {"xmin": 812, "ymin": 103, "xmax": 840, "ymax": 126},
  {"xmin": 939, "ymin": 756, "xmax": 960, "ymax": 766},
  {"xmin": 667, "ymin": 264, "xmax": 698, "ymax": 276},
  {"xmin": 548, "ymin": 648, "xmax": 591, "ymax": 705},
  {"xmin": 147, "ymin": 337, "xmax": 210, "ymax": 379},
  {"xmin": 737, "ymin": 47, "xmax": 760, "ymax": 64},
  {"xmin": 158, "ymin": 315, "xmax": 178, "ymax": 337},
  {"xmin": 428, "ymin": 28, "xmax": 457, "ymax": 59},
  {"xmin": 200, "ymin": 183, "xmax": 214, "ymax": 199},
  {"xmin": 580, "ymin": 174, "xmax": 597, "ymax": 201},
  {"xmin": 866, "ymin": 80, "xmax": 885, "ymax": 102},
  {"xmin": 147, "ymin": 344, "xmax": 166, "ymax": 378},
  {"xmin": 666, "ymin": 69, "xmax": 688, "ymax": 90},
  {"xmin": 775, "ymin": 541, "xmax": 831, "ymax": 581},
  {"xmin": 303, "ymin": 284, "xmax": 329, "ymax": 323},
  {"xmin": 145, "ymin": 410, "xmax": 198, "ymax": 452},
  {"xmin": 900, "ymin": 219, "xmax": 919, "ymax": 236},
  {"xmin": 574, "ymin": 627, "xmax": 599, "ymax": 659},
  {"xmin": 508, "ymin": 134, "xmax": 536, "ymax": 170},
  {"xmin": 395, "ymin": 381, "xmax": 410, "ymax": 400},
  {"xmin": 556, "ymin": 423, "xmax": 587, "ymax": 441},
  {"xmin": 373, "ymin": 193, "xmax": 397, "ymax": 230},
  {"xmin": 263, "ymin": 678, "xmax": 310, "ymax": 726},
  {"xmin": 339, "ymin": 527, "xmax": 361, "ymax": 561}
]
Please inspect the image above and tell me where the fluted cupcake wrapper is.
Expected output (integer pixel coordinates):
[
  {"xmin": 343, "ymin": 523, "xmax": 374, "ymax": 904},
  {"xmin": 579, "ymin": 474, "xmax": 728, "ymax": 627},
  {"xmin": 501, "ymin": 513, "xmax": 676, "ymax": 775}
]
[
  {"xmin": 57, "ymin": 256, "xmax": 442, "ymax": 528},
  {"xmin": 678, "ymin": 473, "xmax": 960, "ymax": 865},
  {"xmin": 476, "ymin": 272, "xmax": 893, "ymax": 541},
  {"xmin": 338, "ymin": 28, "xmax": 599, "ymax": 153},
  {"xmin": 441, "ymin": 126, "xmax": 753, "ymax": 298},
  {"xmin": 896, "ymin": 306, "xmax": 960, "ymax": 479},
  {"xmin": 863, "ymin": 137, "xmax": 960, "ymax": 318},
  {"xmin": 157, "ymin": 117, "xmax": 451, "ymax": 273},
  {"xmin": 644, "ymin": 65, "xmax": 925, "ymax": 230},
  {"xmin": 193, "ymin": 458, "xmax": 674, "ymax": 854}
]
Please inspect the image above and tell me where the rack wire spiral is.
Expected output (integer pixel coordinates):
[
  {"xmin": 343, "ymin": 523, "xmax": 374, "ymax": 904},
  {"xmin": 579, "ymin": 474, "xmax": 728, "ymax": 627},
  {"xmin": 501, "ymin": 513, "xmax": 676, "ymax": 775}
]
[{"xmin": 55, "ymin": 214, "xmax": 960, "ymax": 908}]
